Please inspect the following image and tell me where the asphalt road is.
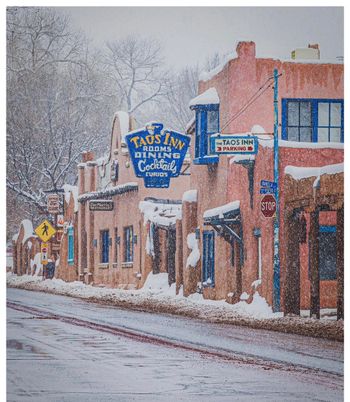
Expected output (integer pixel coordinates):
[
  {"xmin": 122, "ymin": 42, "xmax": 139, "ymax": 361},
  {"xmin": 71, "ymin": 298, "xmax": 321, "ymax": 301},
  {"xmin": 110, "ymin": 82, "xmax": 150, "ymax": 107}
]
[{"xmin": 7, "ymin": 288, "xmax": 343, "ymax": 401}]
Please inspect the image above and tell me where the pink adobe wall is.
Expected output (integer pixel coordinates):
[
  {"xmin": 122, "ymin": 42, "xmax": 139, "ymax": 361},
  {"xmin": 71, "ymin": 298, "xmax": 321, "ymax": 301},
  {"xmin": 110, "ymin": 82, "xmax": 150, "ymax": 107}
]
[{"xmin": 191, "ymin": 41, "xmax": 343, "ymax": 307}]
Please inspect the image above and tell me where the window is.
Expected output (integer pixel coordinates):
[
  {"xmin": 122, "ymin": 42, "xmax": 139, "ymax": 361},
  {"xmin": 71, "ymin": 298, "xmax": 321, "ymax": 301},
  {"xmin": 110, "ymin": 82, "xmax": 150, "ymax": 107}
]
[
  {"xmin": 282, "ymin": 99, "xmax": 343, "ymax": 143},
  {"xmin": 67, "ymin": 226, "xmax": 74, "ymax": 265},
  {"xmin": 124, "ymin": 226, "xmax": 134, "ymax": 263},
  {"xmin": 319, "ymin": 226, "xmax": 337, "ymax": 280},
  {"xmin": 100, "ymin": 230, "xmax": 109, "ymax": 264},
  {"xmin": 193, "ymin": 105, "xmax": 220, "ymax": 164},
  {"xmin": 202, "ymin": 231, "xmax": 215, "ymax": 287}
]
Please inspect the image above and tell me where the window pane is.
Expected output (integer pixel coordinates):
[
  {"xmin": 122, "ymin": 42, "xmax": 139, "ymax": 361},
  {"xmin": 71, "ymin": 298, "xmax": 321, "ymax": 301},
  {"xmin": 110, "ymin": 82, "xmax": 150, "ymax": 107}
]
[
  {"xmin": 207, "ymin": 110, "xmax": 219, "ymax": 133},
  {"xmin": 318, "ymin": 128, "xmax": 329, "ymax": 142},
  {"xmin": 287, "ymin": 102, "xmax": 299, "ymax": 126},
  {"xmin": 330, "ymin": 128, "xmax": 341, "ymax": 142},
  {"xmin": 318, "ymin": 102, "xmax": 329, "ymax": 126},
  {"xmin": 300, "ymin": 127, "xmax": 312, "ymax": 142},
  {"xmin": 300, "ymin": 102, "xmax": 311, "ymax": 126},
  {"xmin": 319, "ymin": 231, "xmax": 337, "ymax": 280},
  {"xmin": 330, "ymin": 103, "xmax": 341, "ymax": 126},
  {"xmin": 287, "ymin": 127, "xmax": 299, "ymax": 141}
]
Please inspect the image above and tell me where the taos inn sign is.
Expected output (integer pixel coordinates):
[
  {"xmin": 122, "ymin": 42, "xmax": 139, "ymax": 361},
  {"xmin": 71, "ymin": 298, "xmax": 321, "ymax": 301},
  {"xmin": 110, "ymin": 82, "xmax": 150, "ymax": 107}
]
[
  {"xmin": 126, "ymin": 123, "xmax": 190, "ymax": 188},
  {"xmin": 210, "ymin": 135, "xmax": 258, "ymax": 154}
]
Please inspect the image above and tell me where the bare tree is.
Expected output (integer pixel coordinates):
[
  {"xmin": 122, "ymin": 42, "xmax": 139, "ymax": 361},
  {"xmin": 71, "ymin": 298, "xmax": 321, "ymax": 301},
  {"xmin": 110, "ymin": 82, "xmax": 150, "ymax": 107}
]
[
  {"xmin": 102, "ymin": 35, "xmax": 168, "ymax": 115},
  {"xmin": 7, "ymin": 7, "xmax": 112, "ymax": 226}
]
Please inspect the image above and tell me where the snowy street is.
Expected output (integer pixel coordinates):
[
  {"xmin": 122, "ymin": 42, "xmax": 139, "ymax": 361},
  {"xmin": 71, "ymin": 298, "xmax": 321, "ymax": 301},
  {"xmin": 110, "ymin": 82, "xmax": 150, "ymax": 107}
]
[{"xmin": 7, "ymin": 288, "xmax": 343, "ymax": 401}]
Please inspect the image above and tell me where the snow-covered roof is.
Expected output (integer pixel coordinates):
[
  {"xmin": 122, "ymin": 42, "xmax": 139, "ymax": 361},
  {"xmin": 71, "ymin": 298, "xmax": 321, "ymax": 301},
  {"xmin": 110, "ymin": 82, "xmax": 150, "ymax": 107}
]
[
  {"xmin": 139, "ymin": 200, "xmax": 182, "ymax": 226},
  {"xmin": 182, "ymin": 189, "xmax": 198, "ymax": 203},
  {"xmin": 285, "ymin": 163, "xmax": 344, "ymax": 181},
  {"xmin": 199, "ymin": 52, "xmax": 237, "ymax": 82},
  {"xmin": 62, "ymin": 184, "xmax": 79, "ymax": 212},
  {"xmin": 203, "ymin": 201, "xmax": 240, "ymax": 219},
  {"xmin": 280, "ymin": 140, "xmax": 344, "ymax": 149},
  {"xmin": 189, "ymin": 88, "xmax": 220, "ymax": 108},
  {"xmin": 276, "ymin": 57, "xmax": 343, "ymax": 65},
  {"xmin": 21, "ymin": 219, "xmax": 35, "ymax": 244},
  {"xmin": 78, "ymin": 182, "xmax": 138, "ymax": 202},
  {"xmin": 185, "ymin": 116, "xmax": 195, "ymax": 132},
  {"xmin": 230, "ymin": 154, "xmax": 256, "ymax": 164}
]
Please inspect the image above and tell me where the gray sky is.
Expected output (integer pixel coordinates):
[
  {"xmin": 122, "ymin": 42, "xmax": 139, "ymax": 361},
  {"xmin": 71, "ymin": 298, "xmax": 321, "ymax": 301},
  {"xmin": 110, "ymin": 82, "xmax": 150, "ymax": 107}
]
[{"xmin": 61, "ymin": 7, "xmax": 343, "ymax": 69}]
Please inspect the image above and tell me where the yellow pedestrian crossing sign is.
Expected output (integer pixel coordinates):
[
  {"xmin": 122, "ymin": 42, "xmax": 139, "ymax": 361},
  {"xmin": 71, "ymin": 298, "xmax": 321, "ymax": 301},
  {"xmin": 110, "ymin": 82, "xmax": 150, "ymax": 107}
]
[{"xmin": 35, "ymin": 220, "xmax": 56, "ymax": 242}]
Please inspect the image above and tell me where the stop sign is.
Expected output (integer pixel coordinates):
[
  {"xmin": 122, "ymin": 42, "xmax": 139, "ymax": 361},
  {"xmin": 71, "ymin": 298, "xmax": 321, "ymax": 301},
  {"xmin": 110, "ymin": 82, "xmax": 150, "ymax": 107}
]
[{"xmin": 261, "ymin": 194, "xmax": 276, "ymax": 218}]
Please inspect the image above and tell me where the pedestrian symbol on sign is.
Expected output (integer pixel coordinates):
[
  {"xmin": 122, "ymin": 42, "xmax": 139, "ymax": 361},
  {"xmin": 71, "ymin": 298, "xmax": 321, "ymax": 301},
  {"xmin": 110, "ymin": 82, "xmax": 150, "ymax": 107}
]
[
  {"xmin": 42, "ymin": 222, "xmax": 49, "ymax": 237},
  {"xmin": 35, "ymin": 219, "xmax": 56, "ymax": 242}
]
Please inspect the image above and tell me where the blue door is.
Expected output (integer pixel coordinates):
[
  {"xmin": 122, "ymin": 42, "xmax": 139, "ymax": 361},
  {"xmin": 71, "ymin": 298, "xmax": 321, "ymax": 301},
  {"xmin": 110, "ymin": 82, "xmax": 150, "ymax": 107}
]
[{"xmin": 202, "ymin": 231, "xmax": 215, "ymax": 287}]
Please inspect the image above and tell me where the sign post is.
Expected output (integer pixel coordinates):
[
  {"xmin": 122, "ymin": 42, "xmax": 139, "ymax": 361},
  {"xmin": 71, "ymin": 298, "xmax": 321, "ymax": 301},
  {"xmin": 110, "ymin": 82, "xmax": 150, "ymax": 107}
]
[
  {"xmin": 41, "ymin": 242, "xmax": 48, "ymax": 280},
  {"xmin": 125, "ymin": 123, "xmax": 190, "ymax": 188},
  {"xmin": 273, "ymin": 68, "xmax": 281, "ymax": 312}
]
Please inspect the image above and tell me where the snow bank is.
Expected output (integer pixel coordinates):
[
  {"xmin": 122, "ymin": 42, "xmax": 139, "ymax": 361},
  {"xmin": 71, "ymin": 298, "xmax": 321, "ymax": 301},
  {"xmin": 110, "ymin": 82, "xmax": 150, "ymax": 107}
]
[
  {"xmin": 189, "ymin": 88, "xmax": 220, "ymax": 108},
  {"xmin": 203, "ymin": 201, "xmax": 240, "ymax": 219},
  {"xmin": 21, "ymin": 220, "xmax": 34, "ymax": 244},
  {"xmin": 234, "ymin": 292, "xmax": 275, "ymax": 319},
  {"xmin": 285, "ymin": 163, "xmax": 344, "ymax": 181},
  {"xmin": 182, "ymin": 189, "xmax": 197, "ymax": 203},
  {"xmin": 139, "ymin": 200, "xmax": 182, "ymax": 226},
  {"xmin": 137, "ymin": 272, "xmax": 176, "ymax": 296},
  {"xmin": 62, "ymin": 184, "xmax": 79, "ymax": 212},
  {"xmin": 186, "ymin": 233, "xmax": 200, "ymax": 268},
  {"xmin": 7, "ymin": 272, "xmax": 280, "ymax": 321}
]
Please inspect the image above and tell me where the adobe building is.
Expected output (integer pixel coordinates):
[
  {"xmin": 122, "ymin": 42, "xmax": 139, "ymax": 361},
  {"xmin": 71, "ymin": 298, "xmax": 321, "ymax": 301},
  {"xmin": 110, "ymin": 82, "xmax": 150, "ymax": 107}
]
[
  {"xmin": 12, "ymin": 220, "xmax": 40, "ymax": 276},
  {"xmin": 179, "ymin": 41, "xmax": 343, "ymax": 318},
  {"xmin": 75, "ymin": 112, "xmax": 190, "ymax": 289},
  {"xmin": 55, "ymin": 185, "xmax": 79, "ymax": 282}
]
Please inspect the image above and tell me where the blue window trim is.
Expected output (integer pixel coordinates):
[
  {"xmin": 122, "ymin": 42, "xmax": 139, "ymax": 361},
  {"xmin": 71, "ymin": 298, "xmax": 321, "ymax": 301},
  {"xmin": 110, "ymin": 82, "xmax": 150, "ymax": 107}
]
[
  {"xmin": 101, "ymin": 229, "xmax": 109, "ymax": 264},
  {"xmin": 320, "ymin": 225, "xmax": 337, "ymax": 233},
  {"xmin": 67, "ymin": 227, "xmax": 74, "ymax": 265},
  {"xmin": 192, "ymin": 104, "xmax": 220, "ymax": 164},
  {"xmin": 282, "ymin": 98, "xmax": 344, "ymax": 143},
  {"xmin": 202, "ymin": 230, "xmax": 215, "ymax": 287}
]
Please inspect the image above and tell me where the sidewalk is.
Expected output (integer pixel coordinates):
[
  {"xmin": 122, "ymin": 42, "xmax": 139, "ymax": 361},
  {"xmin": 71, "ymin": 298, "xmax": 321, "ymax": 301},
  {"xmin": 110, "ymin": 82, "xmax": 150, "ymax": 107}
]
[{"xmin": 6, "ymin": 272, "xmax": 343, "ymax": 342}]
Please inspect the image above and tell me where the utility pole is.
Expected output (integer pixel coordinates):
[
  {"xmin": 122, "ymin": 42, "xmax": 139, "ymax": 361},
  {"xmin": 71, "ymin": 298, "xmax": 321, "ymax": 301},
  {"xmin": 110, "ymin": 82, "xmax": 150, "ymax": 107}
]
[{"xmin": 273, "ymin": 68, "xmax": 281, "ymax": 312}]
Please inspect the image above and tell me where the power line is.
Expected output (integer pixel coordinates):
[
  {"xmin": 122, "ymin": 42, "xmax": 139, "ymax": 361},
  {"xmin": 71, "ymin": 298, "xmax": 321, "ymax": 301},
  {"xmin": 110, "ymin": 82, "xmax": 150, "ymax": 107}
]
[{"xmin": 220, "ymin": 74, "xmax": 282, "ymax": 132}]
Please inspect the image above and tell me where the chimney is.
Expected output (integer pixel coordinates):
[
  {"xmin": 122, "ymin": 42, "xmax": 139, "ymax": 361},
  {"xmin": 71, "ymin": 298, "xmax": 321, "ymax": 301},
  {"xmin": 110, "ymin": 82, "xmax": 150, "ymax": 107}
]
[{"xmin": 236, "ymin": 41, "xmax": 256, "ymax": 59}]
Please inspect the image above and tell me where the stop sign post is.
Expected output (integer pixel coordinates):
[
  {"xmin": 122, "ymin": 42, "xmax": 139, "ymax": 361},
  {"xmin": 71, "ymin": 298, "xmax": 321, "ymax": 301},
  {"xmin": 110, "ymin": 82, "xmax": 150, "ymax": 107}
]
[{"xmin": 261, "ymin": 194, "xmax": 276, "ymax": 218}]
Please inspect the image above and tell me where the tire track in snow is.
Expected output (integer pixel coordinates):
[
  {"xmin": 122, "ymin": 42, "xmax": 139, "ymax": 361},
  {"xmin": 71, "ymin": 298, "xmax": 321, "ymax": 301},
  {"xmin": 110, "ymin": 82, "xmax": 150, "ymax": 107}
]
[{"xmin": 7, "ymin": 300, "xmax": 343, "ymax": 388}]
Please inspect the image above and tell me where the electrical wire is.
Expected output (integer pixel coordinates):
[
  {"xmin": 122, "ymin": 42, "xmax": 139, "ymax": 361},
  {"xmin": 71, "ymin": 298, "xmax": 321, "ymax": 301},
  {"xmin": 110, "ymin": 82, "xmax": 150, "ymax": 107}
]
[{"xmin": 220, "ymin": 74, "xmax": 281, "ymax": 132}]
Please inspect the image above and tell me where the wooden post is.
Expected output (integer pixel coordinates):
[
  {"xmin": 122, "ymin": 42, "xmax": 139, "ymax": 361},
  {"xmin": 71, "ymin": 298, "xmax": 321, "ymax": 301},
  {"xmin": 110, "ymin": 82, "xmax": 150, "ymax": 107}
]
[
  {"xmin": 284, "ymin": 211, "xmax": 300, "ymax": 315},
  {"xmin": 234, "ymin": 239, "xmax": 242, "ymax": 301},
  {"xmin": 309, "ymin": 209, "xmax": 320, "ymax": 319},
  {"xmin": 336, "ymin": 205, "xmax": 344, "ymax": 320}
]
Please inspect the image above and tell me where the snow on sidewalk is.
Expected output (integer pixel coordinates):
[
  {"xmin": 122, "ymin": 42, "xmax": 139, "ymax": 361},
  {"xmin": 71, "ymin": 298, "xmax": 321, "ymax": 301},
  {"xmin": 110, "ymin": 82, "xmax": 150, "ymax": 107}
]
[{"xmin": 6, "ymin": 272, "xmax": 343, "ymax": 341}]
